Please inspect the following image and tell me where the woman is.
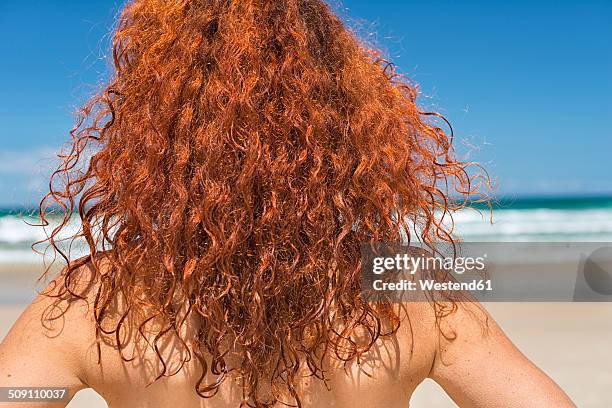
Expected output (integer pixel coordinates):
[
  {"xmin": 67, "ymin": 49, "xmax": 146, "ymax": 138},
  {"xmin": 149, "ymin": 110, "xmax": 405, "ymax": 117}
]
[{"xmin": 0, "ymin": 0, "xmax": 575, "ymax": 407}]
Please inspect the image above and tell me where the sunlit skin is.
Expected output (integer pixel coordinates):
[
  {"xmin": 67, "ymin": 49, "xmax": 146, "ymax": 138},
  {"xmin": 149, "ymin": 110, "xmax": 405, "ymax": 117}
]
[
  {"xmin": 0, "ymin": 264, "xmax": 575, "ymax": 407},
  {"xmin": 0, "ymin": 0, "xmax": 575, "ymax": 407}
]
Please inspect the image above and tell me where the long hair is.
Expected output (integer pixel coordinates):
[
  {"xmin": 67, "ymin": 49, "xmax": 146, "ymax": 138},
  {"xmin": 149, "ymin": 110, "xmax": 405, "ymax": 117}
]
[{"xmin": 36, "ymin": 0, "xmax": 482, "ymax": 406}]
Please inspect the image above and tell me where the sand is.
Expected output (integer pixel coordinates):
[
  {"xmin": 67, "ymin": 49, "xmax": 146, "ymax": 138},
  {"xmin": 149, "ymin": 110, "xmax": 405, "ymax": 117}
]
[{"xmin": 1, "ymin": 263, "xmax": 611, "ymax": 407}]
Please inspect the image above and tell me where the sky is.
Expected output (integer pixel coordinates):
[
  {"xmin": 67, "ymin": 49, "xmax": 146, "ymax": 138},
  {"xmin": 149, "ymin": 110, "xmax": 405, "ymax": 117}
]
[{"xmin": 0, "ymin": 0, "xmax": 611, "ymax": 207}]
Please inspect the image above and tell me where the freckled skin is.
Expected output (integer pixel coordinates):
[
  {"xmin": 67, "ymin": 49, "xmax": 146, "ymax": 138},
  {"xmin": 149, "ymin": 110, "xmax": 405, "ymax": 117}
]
[{"xmin": 0, "ymin": 266, "xmax": 575, "ymax": 408}]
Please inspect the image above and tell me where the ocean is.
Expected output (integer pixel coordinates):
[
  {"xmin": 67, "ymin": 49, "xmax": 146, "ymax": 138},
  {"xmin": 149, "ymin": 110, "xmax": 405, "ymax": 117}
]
[
  {"xmin": 455, "ymin": 196, "xmax": 612, "ymax": 242},
  {"xmin": 2, "ymin": 196, "xmax": 612, "ymax": 264}
]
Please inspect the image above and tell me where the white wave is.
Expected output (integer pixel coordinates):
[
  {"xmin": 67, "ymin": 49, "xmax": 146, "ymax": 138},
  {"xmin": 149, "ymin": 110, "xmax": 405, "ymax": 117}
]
[
  {"xmin": 0, "ymin": 215, "xmax": 84, "ymax": 244},
  {"xmin": 2, "ymin": 206, "xmax": 612, "ymax": 264},
  {"xmin": 452, "ymin": 208, "xmax": 612, "ymax": 241},
  {"xmin": 0, "ymin": 216, "xmax": 48, "ymax": 244},
  {"xmin": 0, "ymin": 215, "xmax": 89, "ymax": 263}
]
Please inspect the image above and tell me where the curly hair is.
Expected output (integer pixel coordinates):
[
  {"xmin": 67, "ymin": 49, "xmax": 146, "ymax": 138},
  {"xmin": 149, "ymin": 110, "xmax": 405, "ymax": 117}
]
[{"xmin": 36, "ymin": 0, "xmax": 483, "ymax": 406}]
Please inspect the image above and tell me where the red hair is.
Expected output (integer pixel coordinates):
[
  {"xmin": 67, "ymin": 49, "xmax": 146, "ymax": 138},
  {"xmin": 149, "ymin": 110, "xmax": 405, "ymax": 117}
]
[{"xmin": 37, "ymin": 0, "xmax": 483, "ymax": 406}]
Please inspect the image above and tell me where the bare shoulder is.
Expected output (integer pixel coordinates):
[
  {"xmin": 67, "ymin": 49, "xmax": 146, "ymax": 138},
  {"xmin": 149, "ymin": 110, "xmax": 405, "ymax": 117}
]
[
  {"xmin": 428, "ymin": 299, "xmax": 576, "ymax": 407},
  {"xmin": 386, "ymin": 245, "xmax": 574, "ymax": 406},
  {"xmin": 0, "ymin": 261, "xmax": 99, "ymax": 395}
]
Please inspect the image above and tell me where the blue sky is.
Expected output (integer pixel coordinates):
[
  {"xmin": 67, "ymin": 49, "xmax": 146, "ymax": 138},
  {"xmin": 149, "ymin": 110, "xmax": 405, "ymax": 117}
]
[{"xmin": 0, "ymin": 1, "xmax": 610, "ymax": 207}]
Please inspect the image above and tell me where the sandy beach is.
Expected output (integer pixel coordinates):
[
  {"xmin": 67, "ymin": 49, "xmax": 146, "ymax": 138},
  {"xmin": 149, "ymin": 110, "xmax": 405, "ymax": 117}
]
[{"xmin": 1, "ymin": 262, "xmax": 611, "ymax": 407}]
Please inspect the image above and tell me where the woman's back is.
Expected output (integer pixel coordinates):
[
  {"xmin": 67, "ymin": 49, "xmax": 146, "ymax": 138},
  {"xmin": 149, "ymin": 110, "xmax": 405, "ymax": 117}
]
[
  {"xmin": 83, "ymin": 289, "xmax": 435, "ymax": 408},
  {"xmin": 0, "ymin": 262, "xmax": 575, "ymax": 407},
  {"xmin": 2, "ymin": 262, "xmax": 438, "ymax": 408}
]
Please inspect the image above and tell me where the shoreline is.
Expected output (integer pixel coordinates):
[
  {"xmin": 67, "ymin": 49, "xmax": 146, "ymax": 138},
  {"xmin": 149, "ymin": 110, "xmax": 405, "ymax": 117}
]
[{"xmin": 0, "ymin": 262, "xmax": 62, "ymax": 304}]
